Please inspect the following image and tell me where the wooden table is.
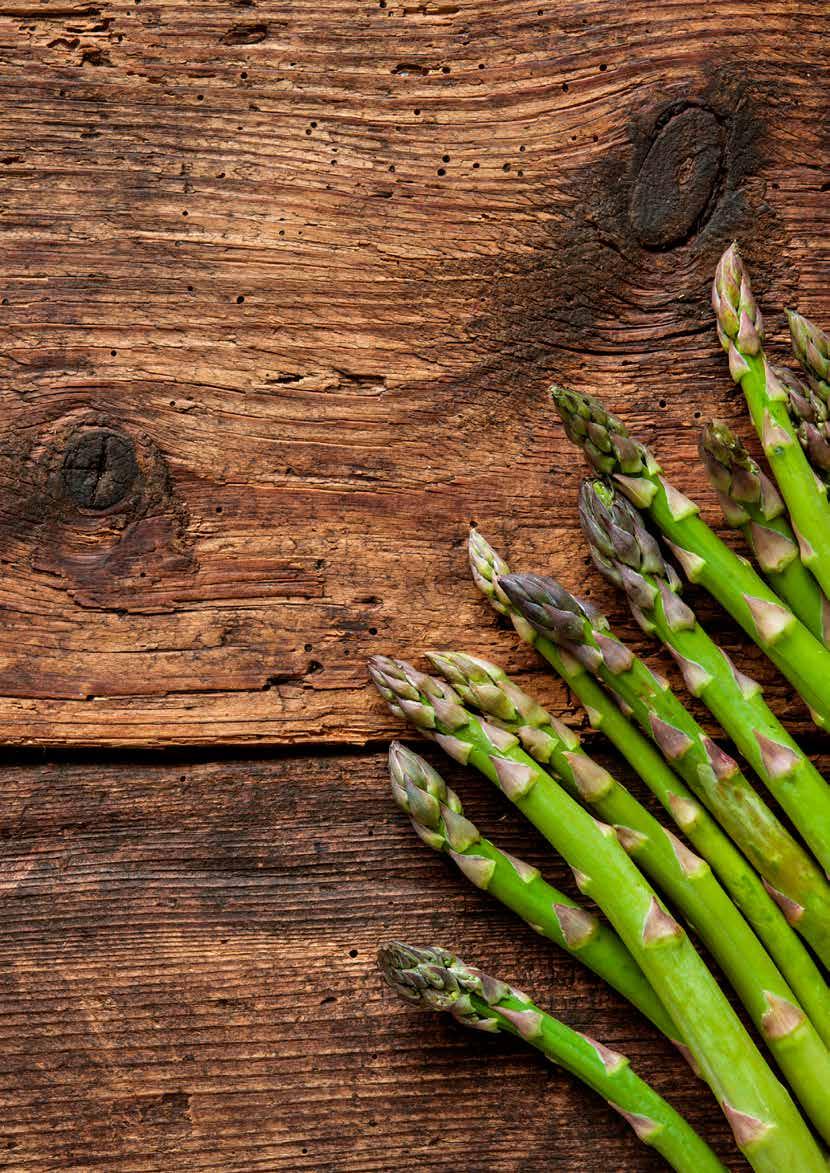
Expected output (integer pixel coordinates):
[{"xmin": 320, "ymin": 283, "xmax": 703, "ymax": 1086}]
[{"xmin": 0, "ymin": 0, "xmax": 826, "ymax": 1166}]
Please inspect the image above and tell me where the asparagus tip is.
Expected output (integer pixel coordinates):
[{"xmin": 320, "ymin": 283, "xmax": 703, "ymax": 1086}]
[
  {"xmin": 578, "ymin": 477, "xmax": 669, "ymax": 609},
  {"xmin": 712, "ymin": 242, "xmax": 763, "ymax": 359},
  {"xmin": 787, "ymin": 307, "xmax": 830, "ymax": 391},
  {"xmin": 377, "ymin": 941, "xmax": 511, "ymax": 1023},
  {"xmin": 468, "ymin": 528, "xmax": 512, "ymax": 613}
]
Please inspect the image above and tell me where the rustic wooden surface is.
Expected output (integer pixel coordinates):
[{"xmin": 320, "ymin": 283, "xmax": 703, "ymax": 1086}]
[
  {"xmin": 0, "ymin": 0, "xmax": 828, "ymax": 1167},
  {"xmin": 0, "ymin": 0, "xmax": 826, "ymax": 747},
  {"xmin": 0, "ymin": 750, "xmax": 743, "ymax": 1171}
]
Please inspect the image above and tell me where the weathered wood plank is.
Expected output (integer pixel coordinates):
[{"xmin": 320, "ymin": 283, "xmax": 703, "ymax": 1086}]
[
  {"xmin": 0, "ymin": 750, "xmax": 744, "ymax": 1170},
  {"xmin": 0, "ymin": 0, "xmax": 825, "ymax": 744}
]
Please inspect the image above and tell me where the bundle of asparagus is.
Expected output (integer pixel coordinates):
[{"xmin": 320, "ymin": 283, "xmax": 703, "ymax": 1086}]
[{"xmin": 368, "ymin": 245, "xmax": 830, "ymax": 1171}]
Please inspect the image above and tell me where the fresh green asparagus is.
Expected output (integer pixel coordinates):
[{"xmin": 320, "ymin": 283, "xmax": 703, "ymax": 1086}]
[
  {"xmin": 788, "ymin": 308, "xmax": 830, "ymax": 402},
  {"xmin": 379, "ymin": 941, "xmax": 727, "ymax": 1173},
  {"xmin": 713, "ymin": 244, "xmax": 830, "ymax": 596},
  {"xmin": 468, "ymin": 527, "xmax": 830, "ymax": 1042},
  {"xmin": 551, "ymin": 381, "xmax": 830, "ymax": 729},
  {"xmin": 426, "ymin": 650, "xmax": 830, "ymax": 1137},
  {"xmin": 369, "ymin": 657, "xmax": 825, "ymax": 1172},
  {"xmin": 775, "ymin": 364, "xmax": 830, "ymax": 484},
  {"xmin": 580, "ymin": 476, "xmax": 830, "ymax": 878},
  {"xmin": 387, "ymin": 741, "xmax": 681, "ymax": 1044},
  {"xmin": 498, "ymin": 571, "xmax": 830, "ymax": 965},
  {"xmin": 699, "ymin": 420, "xmax": 830, "ymax": 644}
]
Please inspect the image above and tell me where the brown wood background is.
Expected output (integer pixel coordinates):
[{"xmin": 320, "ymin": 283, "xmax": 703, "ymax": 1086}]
[{"xmin": 0, "ymin": 0, "xmax": 827, "ymax": 1167}]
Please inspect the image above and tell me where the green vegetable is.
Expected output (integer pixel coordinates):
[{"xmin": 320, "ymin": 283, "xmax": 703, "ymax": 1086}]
[
  {"xmin": 428, "ymin": 651, "xmax": 830, "ymax": 1141},
  {"xmin": 551, "ymin": 383, "xmax": 830, "ymax": 729},
  {"xmin": 499, "ymin": 570, "xmax": 830, "ymax": 967},
  {"xmin": 369, "ymin": 657, "xmax": 825, "ymax": 1173},
  {"xmin": 699, "ymin": 419, "xmax": 830, "ymax": 644},
  {"xmin": 580, "ymin": 475, "xmax": 830, "ymax": 877},
  {"xmin": 788, "ymin": 308, "xmax": 830, "ymax": 403},
  {"xmin": 379, "ymin": 941, "xmax": 727, "ymax": 1173},
  {"xmin": 775, "ymin": 364, "xmax": 830, "ymax": 484},
  {"xmin": 713, "ymin": 244, "xmax": 830, "ymax": 597},
  {"xmin": 468, "ymin": 527, "xmax": 830, "ymax": 1044},
  {"xmin": 387, "ymin": 741, "xmax": 680, "ymax": 1044}
]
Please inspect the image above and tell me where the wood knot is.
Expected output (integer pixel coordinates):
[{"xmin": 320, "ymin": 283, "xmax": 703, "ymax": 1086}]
[
  {"xmin": 61, "ymin": 427, "xmax": 138, "ymax": 510},
  {"xmin": 629, "ymin": 105, "xmax": 724, "ymax": 250}
]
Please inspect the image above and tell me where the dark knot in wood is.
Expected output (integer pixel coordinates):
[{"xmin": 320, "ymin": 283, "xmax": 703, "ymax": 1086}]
[
  {"xmin": 629, "ymin": 105, "xmax": 724, "ymax": 250},
  {"xmin": 61, "ymin": 428, "xmax": 139, "ymax": 510}
]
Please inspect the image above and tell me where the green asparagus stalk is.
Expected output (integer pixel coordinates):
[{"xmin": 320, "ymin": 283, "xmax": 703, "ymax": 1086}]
[
  {"xmin": 379, "ymin": 941, "xmax": 727, "ymax": 1173},
  {"xmin": 580, "ymin": 476, "xmax": 830, "ymax": 877},
  {"xmin": 551, "ymin": 383, "xmax": 830, "ymax": 729},
  {"xmin": 713, "ymin": 244, "xmax": 830, "ymax": 597},
  {"xmin": 699, "ymin": 420, "xmax": 830, "ymax": 644},
  {"xmin": 498, "ymin": 569, "xmax": 830, "ymax": 967},
  {"xmin": 468, "ymin": 528, "xmax": 830, "ymax": 1044},
  {"xmin": 775, "ymin": 364, "xmax": 830, "ymax": 484},
  {"xmin": 427, "ymin": 651, "xmax": 830, "ymax": 1139},
  {"xmin": 369, "ymin": 657, "xmax": 825, "ymax": 1172},
  {"xmin": 387, "ymin": 741, "xmax": 681, "ymax": 1044},
  {"xmin": 788, "ymin": 308, "xmax": 830, "ymax": 402}
]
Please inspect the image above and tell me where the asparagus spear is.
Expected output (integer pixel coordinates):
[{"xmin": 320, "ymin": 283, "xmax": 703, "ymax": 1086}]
[
  {"xmin": 427, "ymin": 651, "xmax": 830, "ymax": 1139},
  {"xmin": 580, "ymin": 476, "xmax": 830, "ymax": 876},
  {"xmin": 712, "ymin": 244, "xmax": 830, "ymax": 597},
  {"xmin": 498, "ymin": 570, "xmax": 830, "ymax": 966},
  {"xmin": 788, "ymin": 308, "xmax": 830, "ymax": 402},
  {"xmin": 551, "ymin": 383, "xmax": 830, "ymax": 729},
  {"xmin": 369, "ymin": 657, "xmax": 825, "ymax": 1172},
  {"xmin": 468, "ymin": 528, "xmax": 830, "ymax": 1044},
  {"xmin": 387, "ymin": 741, "xmax": 681, "ymax": 1044},
  {"xmin": 699, "ymin": 420, "xmax": 830, "ymax": 644},
  {"xmin": 776, "ymin": 363, "xmax": 830, "ymax": 483},
  {"xmin": 379, "ymin": 941, "xmax": 727, "ymax": 1173}
]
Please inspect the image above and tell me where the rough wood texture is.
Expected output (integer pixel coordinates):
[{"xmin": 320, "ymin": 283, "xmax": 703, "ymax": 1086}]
[
  {"xmin": 0, "ymin": 750, "xmax": 743, "ymax": 1171},
  {"xmin": 0, "ymin": 0, "xmax": 826, "ymax": 746},
  {"xmin": 1, "ymin": 0, "xmax": 828, "ymax": 1168}
]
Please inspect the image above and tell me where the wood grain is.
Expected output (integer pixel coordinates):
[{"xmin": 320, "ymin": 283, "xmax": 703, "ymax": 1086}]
[
  {"xmin": 0, "ymin": 750, "xmax": 743, "ymax": 1171},
  {"xmin": 0, "ymin": 1, "xmax": 828, "ymax": 1169},
  {"xmin": 0, "ymin": 0, "xmax": 825, "ymax": 745}
]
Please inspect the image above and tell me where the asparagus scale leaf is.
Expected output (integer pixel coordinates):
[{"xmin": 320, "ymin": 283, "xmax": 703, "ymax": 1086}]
[
  {"xmin": 579, "ymin": 476, "xmax": 830, "ymax": 876},
  {"xmin": 379, "ymin": 942, "xmax": 728, "ymax": 1173},
  {"xmin": 713, "ymin": 244, "xmax": 830, "ymax": 598},
  {"xmin": 427, "ymin": 651, "xmax": 830, "ymax": 1141},
  {"xmin": 468, "ymin": 528, "xmax": 830, "ymax": 1045},
  {"xmin": 369, "ymin": 656, "xmax": 826, "ymax": 1172},
  {"xmin": 551, "ymin": 383, "xmax": 830, "ymax": 730},
  {"xmin": 498, "ymin": 569, "xmax": 830, "ymax": 967},
  {"xmin": 699, "ymin": 420, "xmax": 830, "ymax": 645},
  {"xmin": 387, "ymin": 742, "xmax": 681, "ymax": 1044}
]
